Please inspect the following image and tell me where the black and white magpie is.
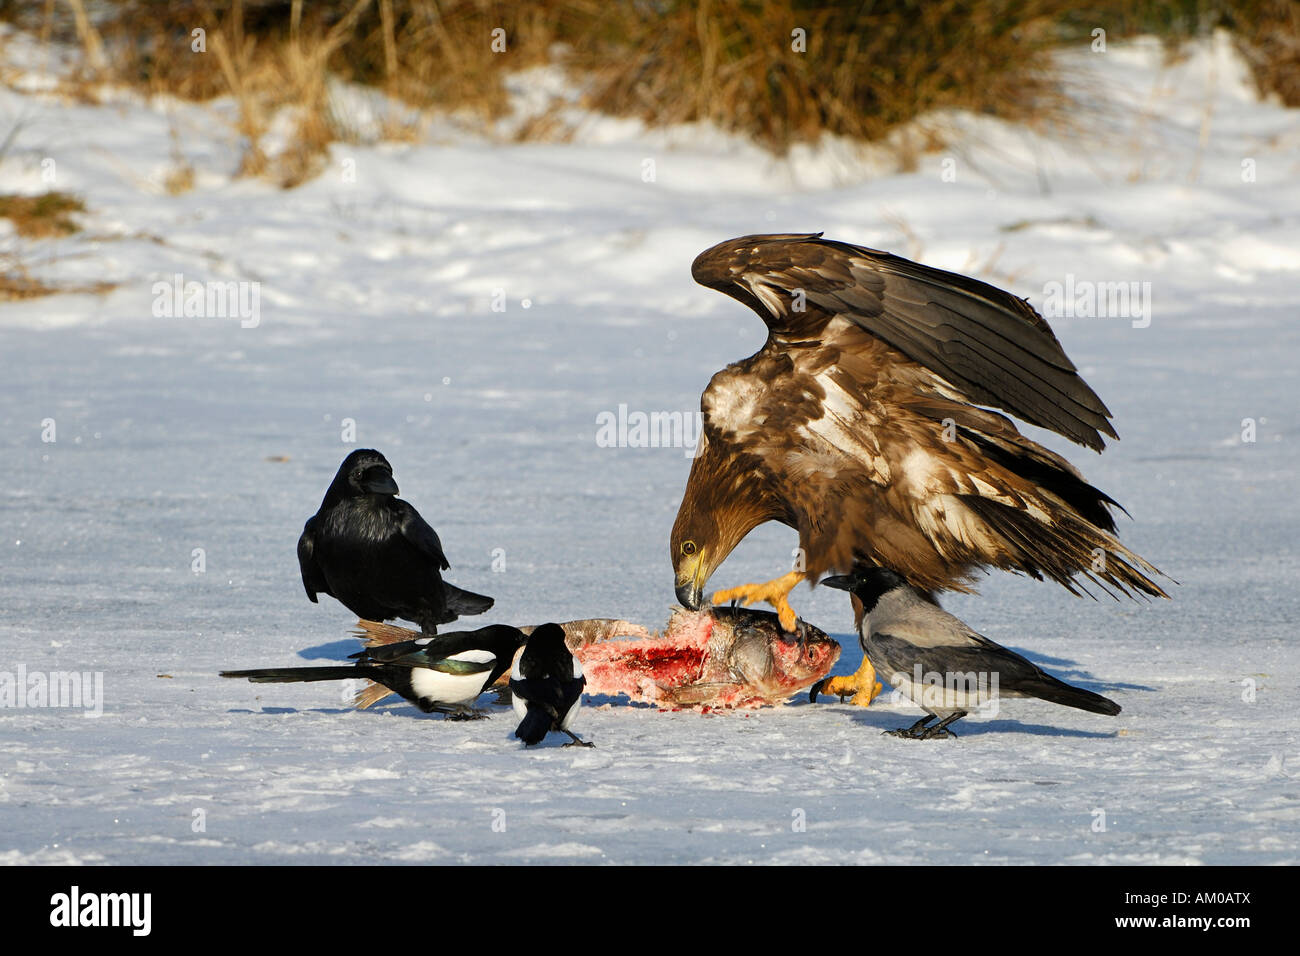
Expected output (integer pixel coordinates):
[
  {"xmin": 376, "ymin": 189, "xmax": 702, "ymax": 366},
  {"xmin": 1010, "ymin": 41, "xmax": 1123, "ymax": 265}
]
[
  {"xmin": 510, "ymin": 623, "xmax": 592, "ymax": 747},
  {"xmin": 221, "ymin": 624, "xmax": 527, "ymax": 718},
  {"xmin": 297, "ymin": 449, "xmax": 493, "ymax": 634},
  {"xmin": 821, "ymin": 566, "xmax": 1121, "ymax": 739}
]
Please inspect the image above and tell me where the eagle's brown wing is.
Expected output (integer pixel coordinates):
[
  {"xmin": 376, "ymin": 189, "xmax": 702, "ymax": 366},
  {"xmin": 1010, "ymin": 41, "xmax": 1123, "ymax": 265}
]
[
  {"xmin": 691, "ymin": 233, "xmax": 1115, "ymax": 451},
  {"xmin": 680, "ymin": 233, "xmax": 1166, "ymax": 600}
]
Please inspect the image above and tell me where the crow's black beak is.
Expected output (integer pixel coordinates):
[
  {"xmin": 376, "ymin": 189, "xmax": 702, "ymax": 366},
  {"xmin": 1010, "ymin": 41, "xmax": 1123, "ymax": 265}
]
[
  {"xmin": 819, "ymin": 575, "xmax": 855, "ymax": 592},
  {"xmin": 361, "ymin": 466, "xmax": 399, "ymax": 496},
  {"xmin": 675, "ymin": 581, "xmax": 703, "ymax": 610}
]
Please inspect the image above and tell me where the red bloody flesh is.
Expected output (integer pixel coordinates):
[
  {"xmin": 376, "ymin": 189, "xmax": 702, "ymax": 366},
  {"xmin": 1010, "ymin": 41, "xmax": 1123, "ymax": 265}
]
[{"xmin": 571, "ymin": 607, "xmax": 839, "ymax": 709}]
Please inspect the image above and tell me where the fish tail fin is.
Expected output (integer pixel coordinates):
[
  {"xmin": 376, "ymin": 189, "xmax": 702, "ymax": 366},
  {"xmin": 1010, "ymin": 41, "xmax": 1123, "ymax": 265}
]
[
  {"xmin": 352, "ymin": 619, "xmax": 418, "ymax": 647},
  {"xmin": 353, "ymin": 679, "xmax": 396, "ymax": 709}
]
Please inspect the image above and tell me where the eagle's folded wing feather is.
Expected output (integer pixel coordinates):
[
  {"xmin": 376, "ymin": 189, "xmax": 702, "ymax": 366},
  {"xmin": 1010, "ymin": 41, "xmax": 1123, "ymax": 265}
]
[{"xmin": 692, "ymin": 233, "xmax": 1115, "ymax": 450}]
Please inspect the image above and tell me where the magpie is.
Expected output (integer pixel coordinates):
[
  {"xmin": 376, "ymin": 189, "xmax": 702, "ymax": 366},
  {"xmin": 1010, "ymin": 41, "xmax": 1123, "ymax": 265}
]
[
  {"xmin": 221, "ymin": 624, "xmax": 527, "ymax": 718},
  {"xmin": 297, "ymin": 449, "xmax": 493, "ymax": 634},
  {"xmin": 820, "ymin": 566, "xmax": 1121, "ymax": 738},
  {"xmin": 510, "ymin": 623, "xmax": 592, "ymax": 747}
]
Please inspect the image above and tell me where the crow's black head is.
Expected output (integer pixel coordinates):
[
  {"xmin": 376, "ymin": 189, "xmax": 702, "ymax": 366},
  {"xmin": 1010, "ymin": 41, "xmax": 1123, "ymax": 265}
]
[
  {"xmin": 820, "ymin": 566, "xmax": 909, "ymax": 613},
  {"xmin": 322, "ymin": 449, "xmax": 398, "ymax": 506}
]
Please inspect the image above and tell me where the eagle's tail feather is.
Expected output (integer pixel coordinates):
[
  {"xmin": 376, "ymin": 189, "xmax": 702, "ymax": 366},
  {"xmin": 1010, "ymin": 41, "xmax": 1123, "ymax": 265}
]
[
  {"xmin": 908, "ymin": 399, "xmax": 1127, "ymax": 536},
  {"xmin": 959, "ymin": 495, "xmax": 1170, "ymax": 600},
  {"xmin": 961, "ymin": 428, "xmax": 1123, "ymax": 533}
]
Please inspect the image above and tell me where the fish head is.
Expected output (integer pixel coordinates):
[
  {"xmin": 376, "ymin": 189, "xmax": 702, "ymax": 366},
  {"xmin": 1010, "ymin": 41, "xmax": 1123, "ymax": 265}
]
[
  {"xmin": 709, "ymin": 606, "xmax": 840, "ymax": 696},
  {"xmin": 763, "ymin": 618, "xmax": 841, "ymax": 690}
]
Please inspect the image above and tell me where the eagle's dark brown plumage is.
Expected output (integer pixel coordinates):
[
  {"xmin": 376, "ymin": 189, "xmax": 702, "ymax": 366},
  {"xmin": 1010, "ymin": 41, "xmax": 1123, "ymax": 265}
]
[{"xmin": 670, "ymin": 233, "xmax": 1167, "ymax": 634}]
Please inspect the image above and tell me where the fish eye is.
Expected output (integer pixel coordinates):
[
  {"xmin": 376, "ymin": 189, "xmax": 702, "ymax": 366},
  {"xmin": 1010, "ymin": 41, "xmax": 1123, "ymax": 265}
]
[{"xmin": 681, "ymin": 540, "xmax": 697, "ymax": 556}]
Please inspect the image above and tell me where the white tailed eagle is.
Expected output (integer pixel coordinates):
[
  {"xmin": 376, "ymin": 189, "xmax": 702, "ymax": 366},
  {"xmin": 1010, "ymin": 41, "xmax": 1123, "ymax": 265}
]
[{"xmin": 669, "ymin": 233, "xmax": 1167, "ymax": 703}]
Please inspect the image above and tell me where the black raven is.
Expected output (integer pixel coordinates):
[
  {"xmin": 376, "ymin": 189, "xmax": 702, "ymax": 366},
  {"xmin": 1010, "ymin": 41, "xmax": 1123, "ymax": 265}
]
[
  {"xmin": 222, "ymin": 624, "xmax": 527, "ymax": 718},
  {"xmin": 297, "ymin": 449, "xmax": 493, "ymax": 634}
]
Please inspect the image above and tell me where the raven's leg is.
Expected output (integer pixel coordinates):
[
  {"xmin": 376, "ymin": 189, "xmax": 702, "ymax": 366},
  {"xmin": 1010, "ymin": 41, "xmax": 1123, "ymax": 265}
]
[{"xmin": 712, "ymin": 570, "xmax": 804, "ymax": 633}]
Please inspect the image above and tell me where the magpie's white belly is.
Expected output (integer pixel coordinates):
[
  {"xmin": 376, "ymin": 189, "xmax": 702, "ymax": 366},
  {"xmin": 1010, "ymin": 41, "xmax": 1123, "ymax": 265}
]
[
  {"xmin": 559, "ymin": 695, "xmax": 581, "ymax": 731},
  {"xmin": 409, "ymin": 667, "xmax": 487, "ymax": 706}
]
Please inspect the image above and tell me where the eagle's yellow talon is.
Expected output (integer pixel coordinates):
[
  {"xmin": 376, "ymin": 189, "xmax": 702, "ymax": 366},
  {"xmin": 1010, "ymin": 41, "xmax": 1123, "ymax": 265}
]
[
  {"xmin": 817, "ymin": 659, "xmax": 881, "ymax": 706},
  {"xmin": 711, "ymin": 570, "xmax": 804, "ymax": 632}
]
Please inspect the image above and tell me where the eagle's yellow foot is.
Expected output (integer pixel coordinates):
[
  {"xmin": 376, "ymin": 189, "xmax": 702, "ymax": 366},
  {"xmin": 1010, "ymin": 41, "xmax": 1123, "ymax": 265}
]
[
  {"xmin": 712, "ymin": 570, "xmax": 804, "ymax": 632},
  {"xmin": 810, "ymin": 658, "xmax": 882, "ymax": 706}
]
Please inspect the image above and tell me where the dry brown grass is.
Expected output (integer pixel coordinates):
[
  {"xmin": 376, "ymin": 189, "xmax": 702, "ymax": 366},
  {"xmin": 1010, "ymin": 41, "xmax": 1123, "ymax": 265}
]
[
  {"xmin": 0, "ymin": 191, "xmax": 85, "ymax": 238},
  {"xmin": 1060, "ymin": 1, "xmax": 1300, "ymax": 106},
  {"xmin": 568, "ymin": 1, "xmax": 1080, "ymax": 153},
  {"xmin": 0, "ymin": 1, "xmax": 1294, "ymax": 186},
  {"xmin": 0, "ymin": 268, "xmax": 60, "ymax": 300},
  {"xmin": 0, "ymin": 189, "xmax": 115, "ymax": 300},
  {"xmin": 0, "ymin": 248, "xmax": 116, "ymax": 301},
  {"xmin": 1229, "ymin": 0, "xmax": 1300, "ymax": 105},
  {"xmin": 0, "ymin": 271, "xmax": 115, "ymax": 301}
]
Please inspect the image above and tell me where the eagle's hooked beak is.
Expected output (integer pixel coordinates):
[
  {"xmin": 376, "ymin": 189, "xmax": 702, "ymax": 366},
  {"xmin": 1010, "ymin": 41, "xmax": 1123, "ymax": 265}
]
[
  {"xmin": 674, "ymin": 554, "xmax": 709, "ymax": 610},
  {"xmin": 675, "ymin": 580, "xmax": 703, "ymax": 610}
]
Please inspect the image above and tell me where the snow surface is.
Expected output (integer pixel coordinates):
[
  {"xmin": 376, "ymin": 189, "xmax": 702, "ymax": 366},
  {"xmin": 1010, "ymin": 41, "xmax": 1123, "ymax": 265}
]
[{"xmin": 1, "ymin": 29, "xmax": 1297, "ymax": 864}]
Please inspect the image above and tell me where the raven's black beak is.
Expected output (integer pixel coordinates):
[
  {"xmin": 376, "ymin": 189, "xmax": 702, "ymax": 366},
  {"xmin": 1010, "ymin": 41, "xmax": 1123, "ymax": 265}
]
[
  {"xmin": 819, "ymin": 575, "xmax": 855, "ymax": 592},
  {"xmin": 675, "ymin": 581, "xmax": 703, "ymax": 610},
  {"xmin": 361, "ymin": 466, "xmax": 399, "ymax": 496}
]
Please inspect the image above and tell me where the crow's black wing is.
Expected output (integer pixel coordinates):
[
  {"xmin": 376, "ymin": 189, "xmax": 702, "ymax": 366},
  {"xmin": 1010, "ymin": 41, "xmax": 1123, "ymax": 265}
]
[
  {"xmin": 395, "ymin": 500, "xmax": 451, "ymax": 570},
  {"xmin": 297, "ymin": 515, "xmax": 330, "ymax": 602}
]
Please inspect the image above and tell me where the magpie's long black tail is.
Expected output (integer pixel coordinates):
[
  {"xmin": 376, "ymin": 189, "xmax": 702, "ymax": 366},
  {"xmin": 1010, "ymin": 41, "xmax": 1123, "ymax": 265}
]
[
  {"xmin": 514, "ymin": 705, "xmax": 553, "ymax": 745},
  {"xmin": 221, "ymin": 666, "xmax": 365, "ymax": 684},
  {"xmin": 1022, "ymin": 674, "xmax": 1121, "ymax": 716}
]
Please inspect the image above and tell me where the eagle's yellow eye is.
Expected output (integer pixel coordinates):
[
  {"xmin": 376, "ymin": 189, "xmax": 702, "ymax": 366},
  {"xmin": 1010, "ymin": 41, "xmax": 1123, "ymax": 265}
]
[{"xmin": 681, "ymin": 540, "xmax": 697, "ymax": 556}]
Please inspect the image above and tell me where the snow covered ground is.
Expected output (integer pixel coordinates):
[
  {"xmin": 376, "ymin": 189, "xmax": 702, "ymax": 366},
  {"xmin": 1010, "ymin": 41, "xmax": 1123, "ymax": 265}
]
[{"xmin": 1, "ymin": 28, "xmax": 1297, "ymax": 864}]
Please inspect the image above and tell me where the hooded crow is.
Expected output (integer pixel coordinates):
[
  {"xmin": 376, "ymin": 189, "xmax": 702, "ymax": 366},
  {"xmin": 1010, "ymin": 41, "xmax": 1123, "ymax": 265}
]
[
  {"xmin": 297, "ymin": 449, "xmax": 493, "ymax": 634},
  {"xmin": 510, "ymin": 623, "xmax": 592, "ymax": 747},
  {"xmin": 221, "ymin": 624, "xmax": 527, "ymax": 718},
  {"xmin": 819, "ymin": 566, "xmax": 1121, "ymax": 738}
]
